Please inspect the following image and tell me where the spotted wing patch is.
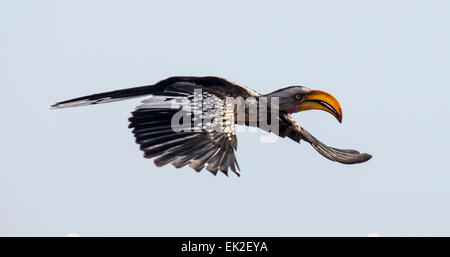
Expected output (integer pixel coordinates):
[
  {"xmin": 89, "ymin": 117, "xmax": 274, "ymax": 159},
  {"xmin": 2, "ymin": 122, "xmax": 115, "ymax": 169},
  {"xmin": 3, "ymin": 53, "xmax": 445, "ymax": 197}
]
[{"xmin": 129, "ymin": 93, "xmax": 240, "ymax": 176}]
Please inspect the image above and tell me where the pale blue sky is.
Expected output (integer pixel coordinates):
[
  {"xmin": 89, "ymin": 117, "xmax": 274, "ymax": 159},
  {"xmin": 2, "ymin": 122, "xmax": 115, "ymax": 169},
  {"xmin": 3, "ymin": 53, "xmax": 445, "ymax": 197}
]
[{"xmin": 1, "ymin": 0, "xmax": 449, "ymax": 236}]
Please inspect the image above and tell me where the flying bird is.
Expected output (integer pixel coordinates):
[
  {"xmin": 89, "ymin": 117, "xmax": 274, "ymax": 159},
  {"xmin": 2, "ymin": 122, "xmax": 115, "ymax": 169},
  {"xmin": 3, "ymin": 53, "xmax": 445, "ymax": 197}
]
[{"xmin": 51, "ymin": 76, "xmax": 371, "ymax": 176}]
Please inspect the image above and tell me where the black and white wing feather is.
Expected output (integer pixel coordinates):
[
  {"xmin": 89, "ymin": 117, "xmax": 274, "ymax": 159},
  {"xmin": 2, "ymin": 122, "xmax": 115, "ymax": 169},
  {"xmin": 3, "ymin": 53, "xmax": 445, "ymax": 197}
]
[
  {"xmin": 277, "ymin": 114, "xmax": 372, "ymax": 164},
  {"xmin": 129, "ymin": 93, "xmax": 241, "ymax": 176},
  {"xmin": 51, "ymin": 76, "xmax": 258, "ymax": 175}
]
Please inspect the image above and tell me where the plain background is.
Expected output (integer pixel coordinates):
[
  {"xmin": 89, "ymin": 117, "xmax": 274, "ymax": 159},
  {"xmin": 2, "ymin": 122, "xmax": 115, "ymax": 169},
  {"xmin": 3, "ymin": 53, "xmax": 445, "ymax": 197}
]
[{"xmin": 1, "ymin": 0, "xmax": 449, "ymax": 236}]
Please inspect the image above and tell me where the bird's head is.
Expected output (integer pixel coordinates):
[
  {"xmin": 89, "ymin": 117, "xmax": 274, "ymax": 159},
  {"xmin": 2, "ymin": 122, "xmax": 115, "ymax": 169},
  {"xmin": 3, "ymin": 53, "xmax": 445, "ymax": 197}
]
[{"xmin": 267, "ymin": 86, "xmax": 343, "ymax": 123}]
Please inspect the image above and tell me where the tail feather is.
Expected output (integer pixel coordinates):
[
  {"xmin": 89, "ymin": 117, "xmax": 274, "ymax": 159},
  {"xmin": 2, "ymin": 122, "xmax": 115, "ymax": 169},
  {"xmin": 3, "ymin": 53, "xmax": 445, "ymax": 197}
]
[{"xmin": 51, "ymin": 84, "xmax": 158, "ymax": 109}]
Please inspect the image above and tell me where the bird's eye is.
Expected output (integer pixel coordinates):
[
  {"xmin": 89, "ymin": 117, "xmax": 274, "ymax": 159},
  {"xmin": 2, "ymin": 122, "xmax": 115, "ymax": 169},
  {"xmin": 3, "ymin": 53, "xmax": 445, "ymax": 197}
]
[{"xmin": 295, "ymin": 94, "xmax": 302, "ymax": 100}]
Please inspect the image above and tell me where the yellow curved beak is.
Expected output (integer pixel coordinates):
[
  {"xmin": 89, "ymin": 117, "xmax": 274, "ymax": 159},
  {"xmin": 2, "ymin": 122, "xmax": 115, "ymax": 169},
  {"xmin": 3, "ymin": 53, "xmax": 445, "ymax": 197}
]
[{"xmin": 298, "ymin": 90, "xmax": 343, "ymax": 123}]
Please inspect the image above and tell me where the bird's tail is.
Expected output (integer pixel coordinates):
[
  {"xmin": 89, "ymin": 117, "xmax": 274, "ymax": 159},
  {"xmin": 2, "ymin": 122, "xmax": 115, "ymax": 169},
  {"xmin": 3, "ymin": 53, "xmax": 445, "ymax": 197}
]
[{"xmin": 51, "ymin": 84, "xmax": 159, "ymax": 109}]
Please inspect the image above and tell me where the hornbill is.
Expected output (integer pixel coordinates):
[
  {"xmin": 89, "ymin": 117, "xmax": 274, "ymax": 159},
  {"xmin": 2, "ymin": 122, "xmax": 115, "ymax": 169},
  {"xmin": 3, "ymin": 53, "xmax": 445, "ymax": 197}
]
[{"xmin": 51, "ymin": 76, "xmax": 371, "ymax": 176}]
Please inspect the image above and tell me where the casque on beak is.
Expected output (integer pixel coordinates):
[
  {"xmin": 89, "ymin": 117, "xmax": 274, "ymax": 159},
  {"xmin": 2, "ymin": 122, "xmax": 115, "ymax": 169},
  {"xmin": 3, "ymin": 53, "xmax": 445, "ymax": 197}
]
[{"xmin": 298, "ymin": 90, "xmax": 343, "ymax": 123}]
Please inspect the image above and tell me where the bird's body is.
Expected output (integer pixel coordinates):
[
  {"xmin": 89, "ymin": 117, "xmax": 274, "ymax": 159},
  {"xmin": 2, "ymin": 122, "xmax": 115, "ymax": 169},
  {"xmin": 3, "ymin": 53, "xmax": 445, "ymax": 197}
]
[{"xmin": 52, "ymin": 76, "xmax": 371, "ymax": 176}]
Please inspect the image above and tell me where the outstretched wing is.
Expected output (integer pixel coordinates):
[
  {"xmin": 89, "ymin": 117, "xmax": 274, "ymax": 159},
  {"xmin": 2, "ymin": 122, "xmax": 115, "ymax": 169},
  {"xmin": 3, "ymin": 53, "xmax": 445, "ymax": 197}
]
[
  {"xmin": 277, "ymin": 114, "xmax": 372, "ymax": 164},
  {"xmin": 51, "ymin": 76, "xmax": 258, "ymax": 176},
  {"xmin": 129, "ymin": 92, "xmax": 240, "ymax": 176}
]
